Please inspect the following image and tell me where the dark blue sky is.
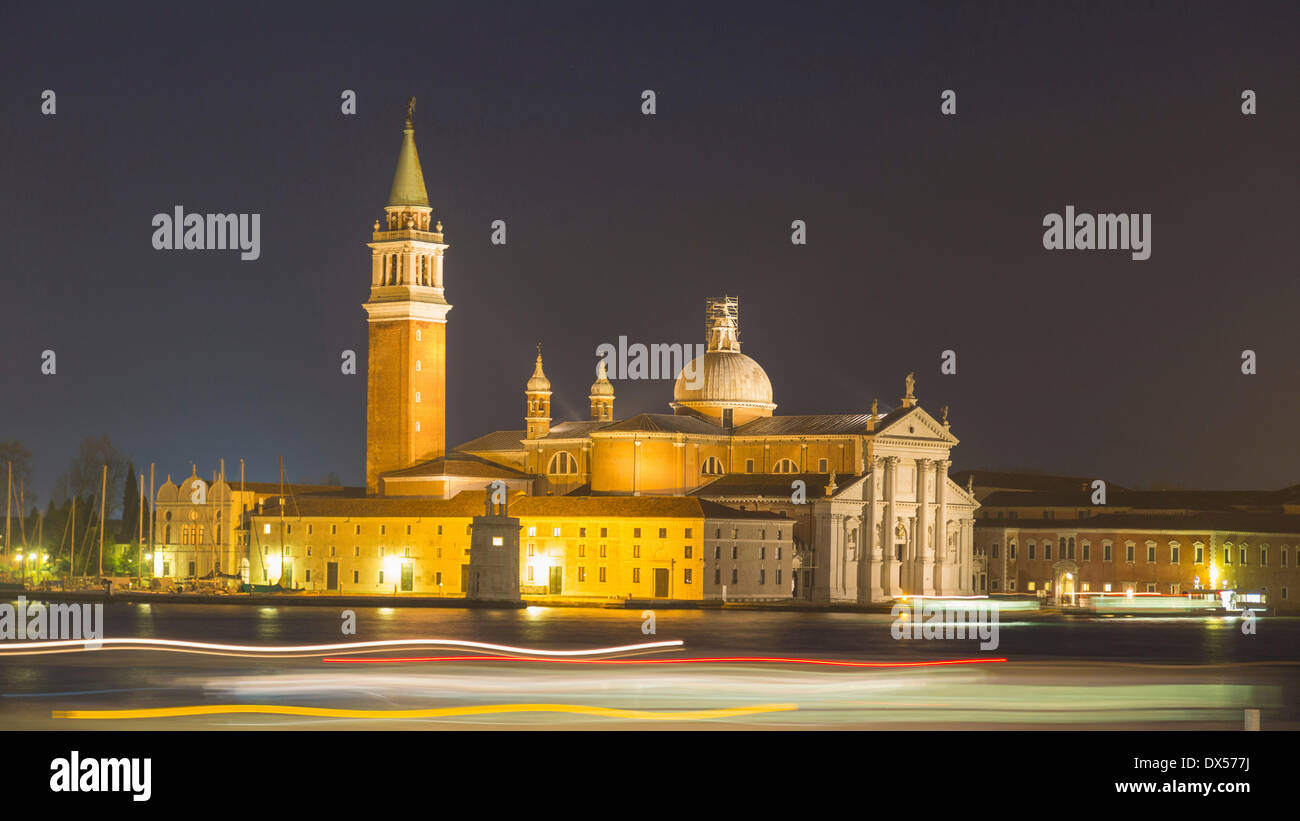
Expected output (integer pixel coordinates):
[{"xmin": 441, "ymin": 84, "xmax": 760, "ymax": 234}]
[{"xmin": 1, "ymin": 0, "xmax": 1297, "ymax": 504}]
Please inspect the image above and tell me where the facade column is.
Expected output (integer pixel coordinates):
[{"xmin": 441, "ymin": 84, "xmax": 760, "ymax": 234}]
[
  {"xmin": 882, "ymin": 456, "xmax": 898, "ymax": 598},
  {"xmin": 865, "ymin": 457, "xmax": 882, "ymax": 602},
  {"xmin": 962, "ymin": 519, "xmax": 975, "ymax": 593},
  {"xmin": 934, "ymin": 459, "xmax": 949, "ymax": 595},
  {"xmin": 914, "ymin": 458, "xmax": 931, "ymax": 596}
]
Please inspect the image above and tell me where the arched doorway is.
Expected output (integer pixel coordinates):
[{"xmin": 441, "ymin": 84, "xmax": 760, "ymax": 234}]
[{"xmin": 1052, "ymin": 560, "xmax": 1080, "ymax": 606}]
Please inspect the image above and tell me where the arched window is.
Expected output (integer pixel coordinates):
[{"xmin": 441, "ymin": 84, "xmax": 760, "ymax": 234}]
[
  {"xmin": 772, "ymin": 459, "xmax": 799, "ymax": 474},
  {"xmin": 548, "ymin": 451, "xmax": 578, "ymax": 475},
  {"xmin": 701, "ymin": 456, "xmax": 724, "ymax": 476}
]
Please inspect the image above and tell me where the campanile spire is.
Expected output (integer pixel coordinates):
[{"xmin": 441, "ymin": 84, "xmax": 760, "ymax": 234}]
[{"xmin": 363, "ymin": 99, "xmax": 451, "ymax": 492}]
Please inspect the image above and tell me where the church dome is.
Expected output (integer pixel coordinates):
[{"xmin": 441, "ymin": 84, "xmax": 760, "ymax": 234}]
[
  {"xmin": 589, "ymin": 360, "xmax": 615, "ymax": 397},
  {"xmin": 526, "ymin": 350, "xmax": 550, "ymax": 393},
  {"xmin": 670, "ymin": 297, "xmax": 775, "ymax": 421},
  {"xmin": 672, "ymin": 350, "xmax": 774, "ymax": 408}
]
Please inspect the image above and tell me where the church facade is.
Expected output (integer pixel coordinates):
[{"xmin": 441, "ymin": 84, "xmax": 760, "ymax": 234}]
[{"xmin": 154, "ymin": 102, "xmax": 980, "ymax": 603}]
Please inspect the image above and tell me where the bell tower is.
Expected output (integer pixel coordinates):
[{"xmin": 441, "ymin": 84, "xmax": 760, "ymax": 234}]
[
  {"xmin": 525, "ymin": 345, "xmax": 551, "ymax": 439},
  {"xmin": 364, "ymin": 98, "xmax": 451, "ymax": 492}
]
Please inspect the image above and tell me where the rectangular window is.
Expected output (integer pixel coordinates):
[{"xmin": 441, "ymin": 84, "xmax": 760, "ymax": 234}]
[
  {"xmin": 330, "ymin": 524, "xmax": 337, "ymax": 535},
  {"xmin": 714, "ymin": 545, "xmax": 720, "ymax": 559},
  {"xmin": 1240, "ymin": 548, "xmax": 1247, "ymax": 565},
  {"xmin": 1044, "ymin": 544, "xmax": 1052, "ymax": 560},
  {"xmin": 380, "ymin": 525, "xmax": 386, "ymax": 536},
  {"xmin": 1010, "ymin": 543, "xmax": 1017, "ymax": 559},
  {"xmin": 745, "ymin": 459, "xmax": 754, "ymax": 473},
  {"xmin": 552, "ymin": 527, "xmax": 561, "ymax": 537},
  {"xmin": 991, "ymin": 543, "xmax": 999, "ymax": 559},
  {"xmin": 775, "ymin": 569, "xmax": 782, "ymax": 586},
  {"xmin": 758, "ymin": 569, "xmax": 765, "ymax": 585},
  {"xmin": 600, "ymin": 528, "xmax": 608, "ymax": 538},
  {"xmin": 714, "ymin": 569, "xmax": 721, "ymax": 584},
  {"xmin": 527, "ymin": 526, "xmax": 536, "ymax": 537},
  {"xmin": 1103, "ymin": 544, "xmax": 1111, "ymax": 561},
  {"xmin": 658, "ymin": 528, "xmax": 667, "ymax": 538},
  {"xmin": 730, "ymin": 569, "xmax": 738, "ymax": 584},
  {"xmin": 818, "ymin": 458, "xmax": 828, "ymax": 472},
  {"xmin": 1147, "ymin": 545, "xmax": 1155, "ymax": 563},
  {"xmin": 437, "ymin": 525, "xmax": 443, "ymax": 535},
  {"xmin": 599, "ymin": 567, "xmax": 607, "ymax": 583},
  {"xmin": 684, "ymin": 569, "xmax": 693, "ymax": 584},
  {"xmin": 578, "ymin": 545, "xmax": 586, "ymax": 557},
  {"xmin": 406, "ymin": 525, "xmax": 412, "ymax": 535},
  {"xmin": 1028, "ymin": 544, "xmax": 1036, "ymax": 560},
  {"xmin": 578, "ymin": 567, "xmax": 586, "ymax": 582},
  {"xmin": 355, "ymin": 525, "xmax": 361, "ymax": 535},
  {"xmin": 436, "ymin": 571, "xmax": 442, "ymax": 586},
  {"xmin": 526, "ymin": 567, "xmax": 534, "ymax": 582},
  {"xmin": 600, "ymin": 545, "xmax": 608, "ymax": 558},
  {"xmin": 527, "ymin": 544, "xmax": 535, "ymax": 557},
  {"xmin": 1282, "ymin": 548, "xmax": 1289, "ymax": 568},
  {"xmin": 352, "ymin": 570, "xmax": 359, "ymax": 583},
  {"xmin": 760, "ymin": 546, "xmax": 766, "ymax": 560},
  {"xmin": 378, "ymin": 571, "xmax": 385, "ymax": 584},
  {"xmin": 1126, "ymin": 544, "xmax": 1135, "ymax": 562},
  {"xmin": 684, "ymin": 546, "xmax": 692, "ymax": 559},
  {"xmin": 731, "ymin": 545, "xmax": 738, "ymax": 559},
  {"xmin": 632, "ymin": 568, "xmax": 641, "ymax": 583},
  {"xmin": 305, "ymin": 569, "xmax": 312, "ymax": 582},
  {"xmin": 633, "ymin": 528, "xmax": 641, "ymax": 538},
  {"xmin": 685, "ymin": 528, "xmax": 692, "ymax": 538},
  {"xmin": 1082, "ymin": 543, "xmax": 1090, "ymax": 561},
  {"xmin": 1225, "ymin": 549, "xmax": 1232, "ymax": 565},
  {"xmin": 354, "ymin": 546, "xmax": 360, "ymax": 557},
  {"xmin": 1171, "ymin": 546, "xmax": 1180, "ymax": 564}
]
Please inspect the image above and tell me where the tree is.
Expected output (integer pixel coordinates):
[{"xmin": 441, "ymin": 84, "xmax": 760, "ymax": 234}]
[
  {"xmin": 120, "ymin": 464, "xmax": 140, "ymax": 544},
  {"xmin": 53, "ymin": 435, "xmax": 128, "ymax": 517}
]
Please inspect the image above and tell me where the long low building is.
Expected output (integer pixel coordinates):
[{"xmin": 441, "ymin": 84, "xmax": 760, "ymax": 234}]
[
  {"xmin": 241, "ymin": 490, "xmax": 793, "ymax": 602},
  {"xmin": 968, "ymin": 475, "xmax": 1300, "ymax": 608}
]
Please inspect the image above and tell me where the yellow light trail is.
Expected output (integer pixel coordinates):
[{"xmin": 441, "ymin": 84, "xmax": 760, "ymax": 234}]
[
  {"xmin": 54, "ymin": 702, "xmax": 798, "ymax": 721},
  {"xmin": 0, "ymin": 637, "xmax": 683, "ymax": 658}
]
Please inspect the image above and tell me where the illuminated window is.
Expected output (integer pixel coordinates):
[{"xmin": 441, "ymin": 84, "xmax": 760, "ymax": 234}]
[
  {"xmin": 685, "ymin": 569, "xmax": 693, "ymax": 584},
  {"xmin": 527, "ymin": 526, "xmax": 537, "ymax": 537},
  {"xmin": 1027, "ymin": 581, "xmax": 1035, "ymax": 591},
  {"xmin": 415, "ymin": 360, "xmax": 421, "ymax": 372},
  {"xmin": 263, "ymin": 523, "xmax": 270, "ymax": 534},
  {"xmin": 415, "ymin": 329, "xmax": 421, "ymax": 341},
  {"xmin": 528, "ymin": 545, "xmax": 536, "ymax": 557},
  {"xmin": 415, "ymin": 392, "xmax": 421, "ymax": 403},
  {"xmin": 526, "ymin": 567, "xmax": 534, "ymax": 582},
  {"xmin": 552, "ymin": 526, "xmax": 561, "ymax": 537},
  {"xmin": 578, "ymin": 567, "xmax": 586, "ymax": 581},
  {"xmin": 548, "ymin": 452, "xmax": 578, "ymax": 475},
  {"xmin": 491, "ymin": 536, "xmax": 503, "ymax": 547}
]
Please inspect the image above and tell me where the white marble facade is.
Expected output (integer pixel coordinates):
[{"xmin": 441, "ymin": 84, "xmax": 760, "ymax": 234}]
[{"xmin": 811, "ymin": 405, "xmax": 978, "ymax": 602}]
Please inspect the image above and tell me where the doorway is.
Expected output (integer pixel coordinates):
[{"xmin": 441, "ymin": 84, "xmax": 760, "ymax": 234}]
[
  {"xmin": 548, "ymin": 566, "xmax": 562, "ymax": 594},
  {"xmin": 654, "ymin": 567, "xmax": 669, "ymax": 598},
  {"xmin": 327, "ymin": 561, "xmax": 339, "ymax": 591}
]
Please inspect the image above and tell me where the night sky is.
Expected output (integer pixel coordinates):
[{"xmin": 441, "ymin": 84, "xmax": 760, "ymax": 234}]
[{"xmin": 2, "ymin": 1, "xmax": 1297, "ymax": 505}]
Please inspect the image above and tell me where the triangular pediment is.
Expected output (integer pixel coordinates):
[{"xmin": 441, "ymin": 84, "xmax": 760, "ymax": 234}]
[{"xmin": 874, "ymin": 405, "xmax": 958, "ymax": 445}]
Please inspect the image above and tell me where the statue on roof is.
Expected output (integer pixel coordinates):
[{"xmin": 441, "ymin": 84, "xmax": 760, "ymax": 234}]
[
  {"xmin": 905, "ymin": 372, "xmax": 915, "ymax": 400},
  {"xmin": 405, "ymin": 96, "xmax": 416, "ymax": 128}
]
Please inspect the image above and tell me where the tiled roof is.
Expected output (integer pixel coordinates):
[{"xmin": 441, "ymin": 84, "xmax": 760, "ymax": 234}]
[
  {"xmin": 543, "ymin": 420, "xmax": 617, "ymax": 439},
  {"xmin": 381, "ymin": 452, "xmax": 531, "ymax": 479},
  {"xmin": 734, "ymin": 414, "xmax": 874, "ymax": 436},
  {"xmin": 596, "ymin": 413, "xmax": 728, "ymax": 435},
  {"xmin": 954, "ymin": 470, "xmax": 1130, "ymax": 494},
  {"xmin": 455, "ymin": 430, "xmax": 526, "ymax": 452},
  {"xmin": 980, "ymin": 489, "xmax": 1288, "ymax": 510},
  {"xmin": 689, "ymin": 472, "xmax": 845, "ymax": 500},
  {"xmin": 256, "ymin": 492, "xmax": 496, "ymax": 519},
  {"xmin": 511, "ymin": 496, "xmax": 704, "ymax": 518},
  {"xmin": 979, "ymin": 511, "xmax": 1300, "ymax": 535},
  {"xmin": 697, "ymin": 499, "xmax": 792, "ymax": 521}
]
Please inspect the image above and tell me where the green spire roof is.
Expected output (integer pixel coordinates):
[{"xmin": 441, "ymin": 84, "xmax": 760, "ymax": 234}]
[{"xmin": 387, "ymin": 104, "xmax": 430, "ymax": 207}]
